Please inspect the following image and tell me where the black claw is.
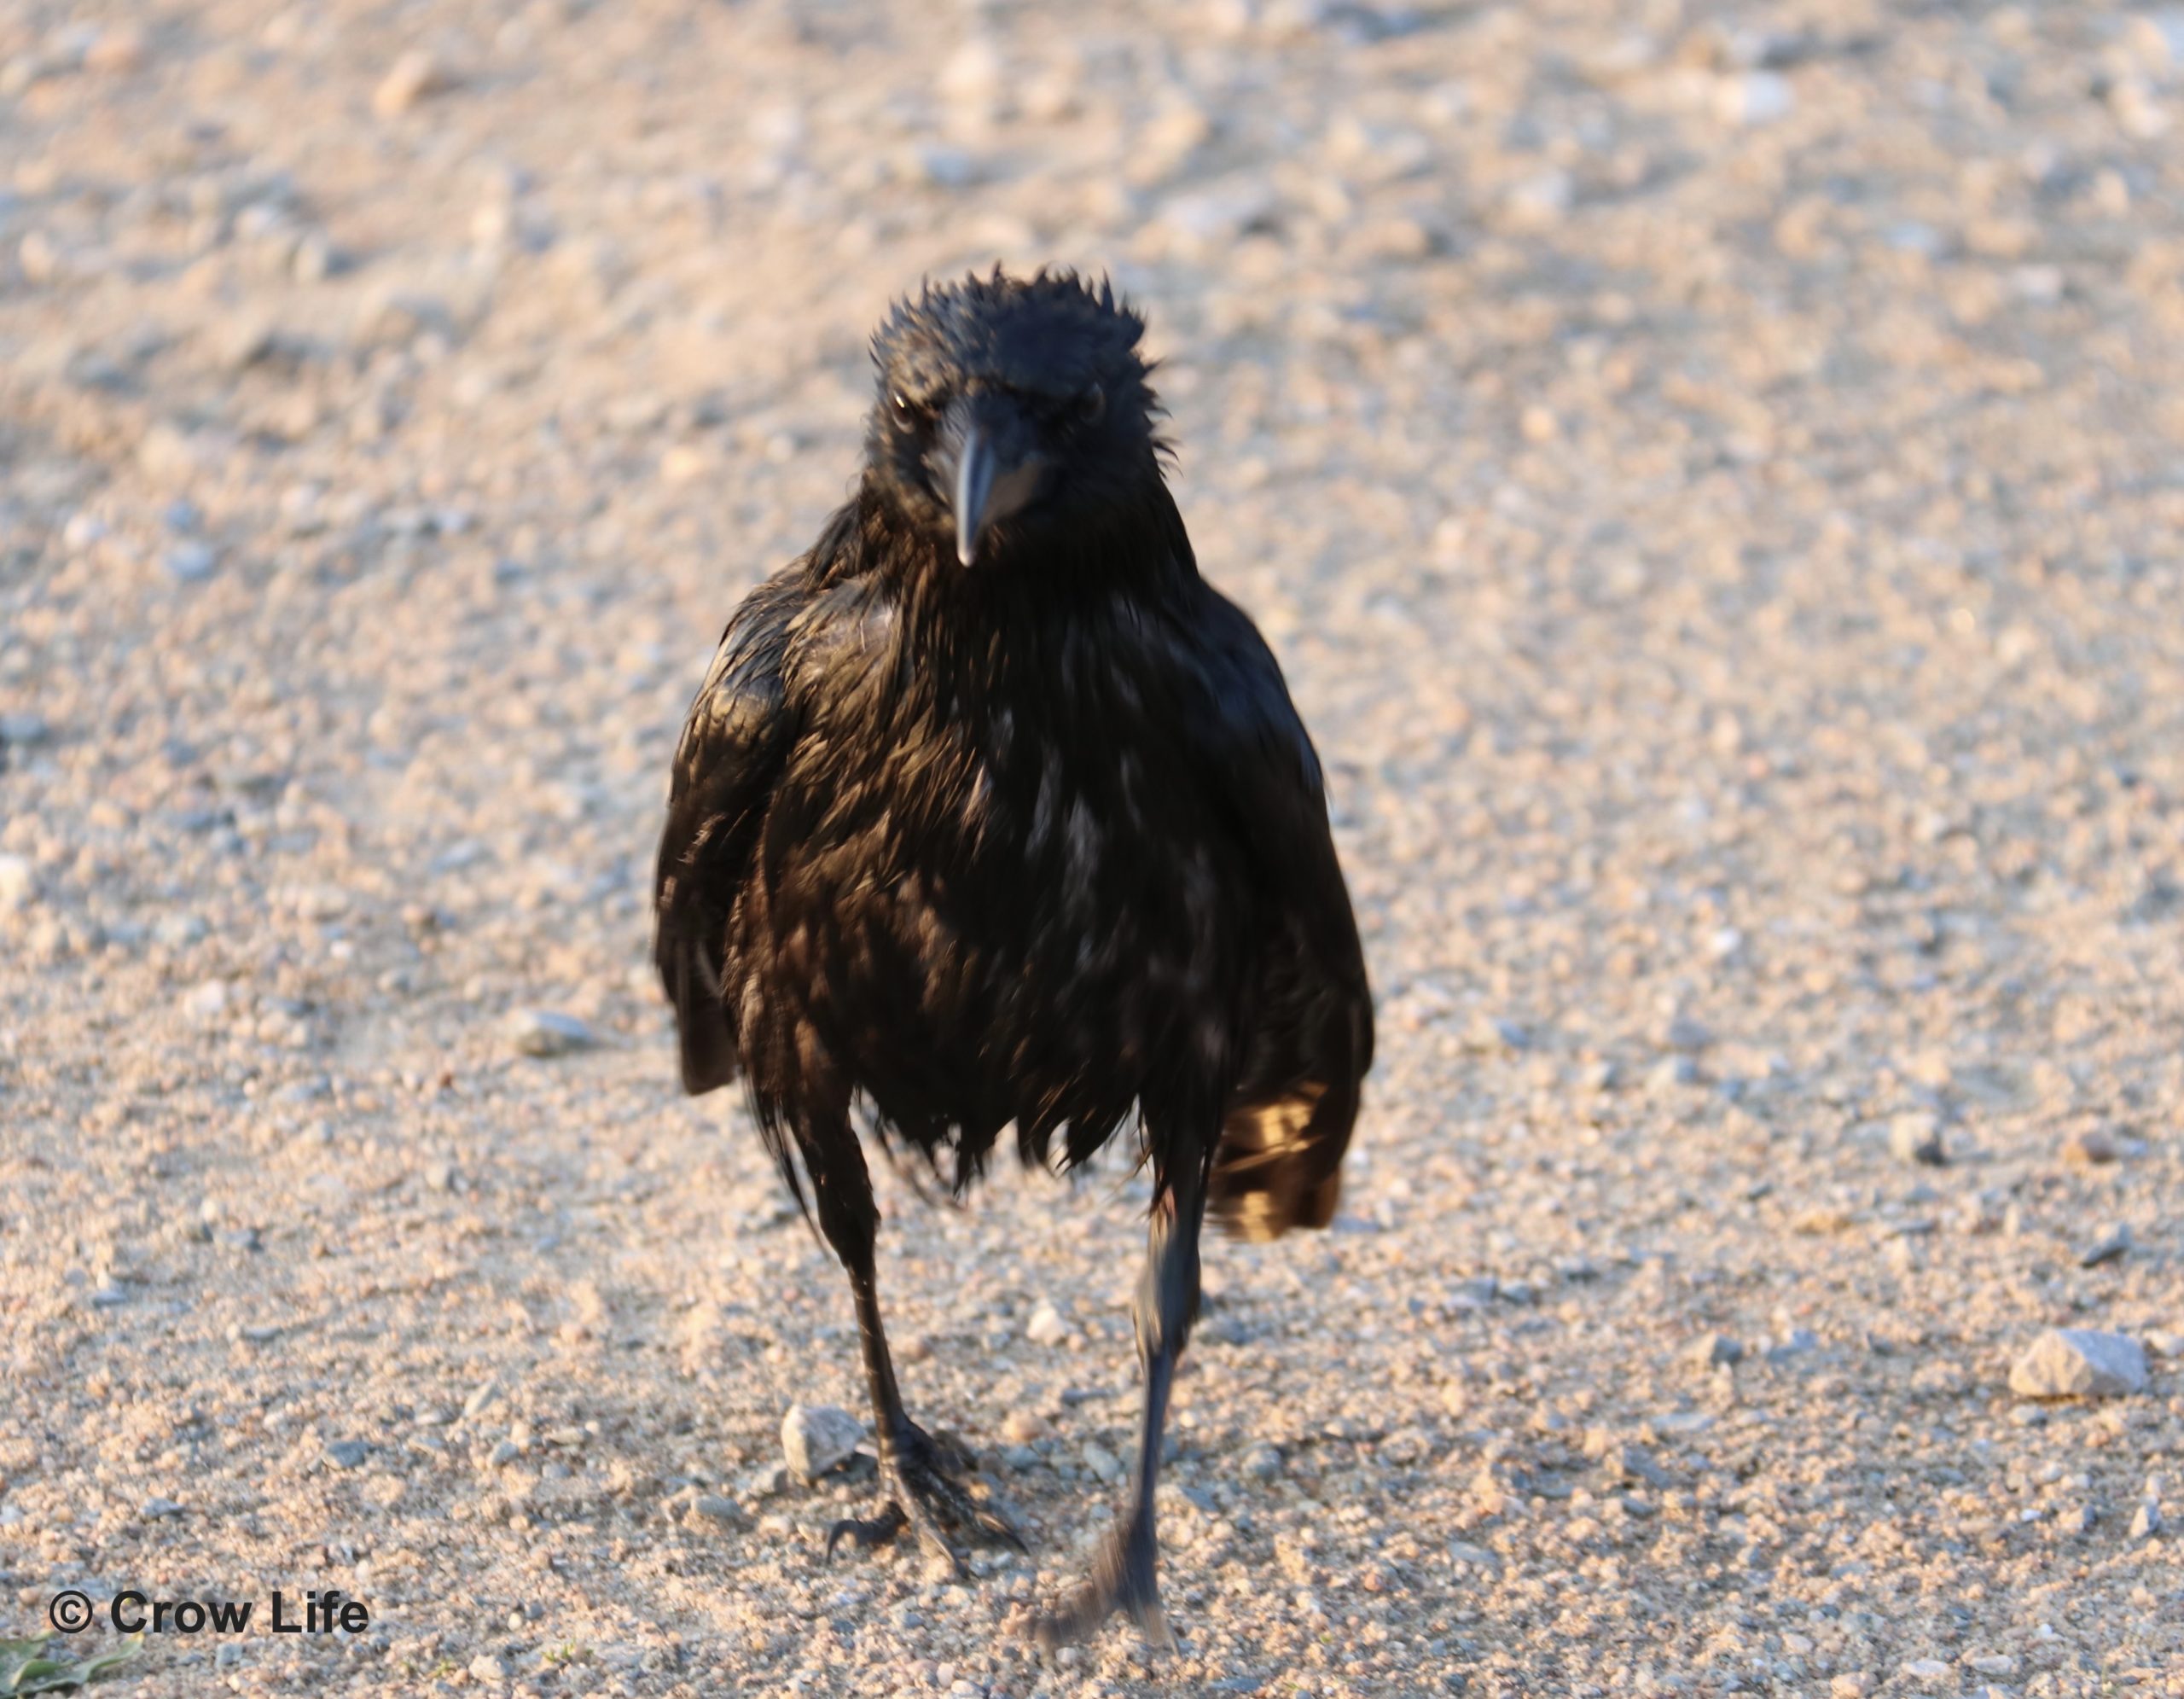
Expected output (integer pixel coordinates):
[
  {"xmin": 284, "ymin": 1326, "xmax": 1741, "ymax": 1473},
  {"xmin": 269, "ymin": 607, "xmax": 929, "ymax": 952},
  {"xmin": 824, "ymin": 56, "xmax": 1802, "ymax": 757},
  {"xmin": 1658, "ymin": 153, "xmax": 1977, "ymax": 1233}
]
[
  {"xmin": 825, "ymin": 1504, "xmax": 906, "ymax": 1559},
  {"xmin": 1031, "ymin": 1518, "xmax": 1172, "ymax": 1650},
  {"xmin": 822, "ymin": 1422, "xmax": 1024, "ymax": 1573}
]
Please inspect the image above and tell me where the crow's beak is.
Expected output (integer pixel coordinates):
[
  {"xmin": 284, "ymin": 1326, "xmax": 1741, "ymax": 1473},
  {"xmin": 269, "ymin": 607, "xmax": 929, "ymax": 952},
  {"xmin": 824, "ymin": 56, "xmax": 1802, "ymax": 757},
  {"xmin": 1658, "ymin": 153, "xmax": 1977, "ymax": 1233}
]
[{"xmin": 946, "ymin": 407, "xmax": 1045, "ymax": 567}]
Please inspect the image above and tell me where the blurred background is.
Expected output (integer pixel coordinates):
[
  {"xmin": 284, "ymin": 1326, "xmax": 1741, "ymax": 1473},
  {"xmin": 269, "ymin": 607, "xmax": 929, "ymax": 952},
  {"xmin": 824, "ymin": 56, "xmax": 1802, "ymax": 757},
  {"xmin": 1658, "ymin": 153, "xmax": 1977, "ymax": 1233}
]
[{"xmin": 2, "ymin": 2, "xmax": 2181, "ymax": 1696}]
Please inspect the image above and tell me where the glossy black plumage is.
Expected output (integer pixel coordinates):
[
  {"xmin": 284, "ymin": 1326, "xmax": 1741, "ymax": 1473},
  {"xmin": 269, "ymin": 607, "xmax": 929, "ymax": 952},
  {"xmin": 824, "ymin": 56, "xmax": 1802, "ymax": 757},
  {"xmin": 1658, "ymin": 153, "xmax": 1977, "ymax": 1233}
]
[{"xmin": 653, "ymin": 270, "xmax": 1373, "ymax": 1643}]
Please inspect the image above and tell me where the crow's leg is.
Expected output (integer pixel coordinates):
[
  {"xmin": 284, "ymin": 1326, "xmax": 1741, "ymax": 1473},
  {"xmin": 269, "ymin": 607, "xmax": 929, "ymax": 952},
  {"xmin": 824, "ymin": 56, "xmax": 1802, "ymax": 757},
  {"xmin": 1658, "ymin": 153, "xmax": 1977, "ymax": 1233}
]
[
  {"xmin": 805, "ymin": 1127, "xmax": 1021, "ymax": 1574},
  {"xmin": 1034, "ymin": 1151, "xmax": 1209, "ymax": 1649}
]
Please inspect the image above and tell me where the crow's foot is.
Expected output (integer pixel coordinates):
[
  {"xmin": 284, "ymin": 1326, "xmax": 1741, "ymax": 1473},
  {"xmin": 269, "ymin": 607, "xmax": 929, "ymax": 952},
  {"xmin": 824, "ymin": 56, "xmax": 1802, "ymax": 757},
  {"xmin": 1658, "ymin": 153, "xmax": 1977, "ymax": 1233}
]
[
  {"xmin": 1031, "ymin": 1514, "xmax": 1172, "ymax": 1650},
  {"xmin": 826, "ymin": 1423, "xmax": 1023, "ymax": 1575}
]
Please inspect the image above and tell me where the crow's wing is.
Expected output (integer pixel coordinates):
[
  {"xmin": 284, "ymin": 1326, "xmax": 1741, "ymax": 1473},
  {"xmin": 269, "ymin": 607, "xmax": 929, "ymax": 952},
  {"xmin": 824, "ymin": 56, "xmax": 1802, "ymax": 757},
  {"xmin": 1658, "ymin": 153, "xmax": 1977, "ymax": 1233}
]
[
  {"xmin": 653, "ymin": 568, "xmax": 806, "ymax": 1095},
  {"xmin": 1187, "ymin": 588, "xmax": 1375, "ymax": 1241}
]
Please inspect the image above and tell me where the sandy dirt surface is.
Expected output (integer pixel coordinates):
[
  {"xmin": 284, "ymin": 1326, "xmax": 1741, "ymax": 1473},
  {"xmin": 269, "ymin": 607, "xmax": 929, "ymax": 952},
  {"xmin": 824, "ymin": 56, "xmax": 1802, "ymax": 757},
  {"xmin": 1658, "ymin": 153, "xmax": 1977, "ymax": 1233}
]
[{"xmin": 3, "ymin": 1, "xmax": 2183, "ymax": 1695}]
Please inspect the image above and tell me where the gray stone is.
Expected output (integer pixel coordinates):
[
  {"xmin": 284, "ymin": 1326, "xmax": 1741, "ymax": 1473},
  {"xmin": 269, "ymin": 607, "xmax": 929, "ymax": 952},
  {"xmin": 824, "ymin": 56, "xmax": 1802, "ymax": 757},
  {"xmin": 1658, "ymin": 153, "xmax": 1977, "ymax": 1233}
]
[
  {"xmin": 1647, "ymin": 1056, "xmax": 1699, "ymax": 1092},
  {"xmin": 1689, "ymin": 1333, "xmax": 1745, "ymax": 1368},
  {"xmin": 781, "ymin": 1403, "xmax": 863, "ymax": 1481},
  {"xmin": 324, "ymin": 1440, "xmax": 369, "ymax": 1469},
  {"xmin": 154, "ymin": 912, "xmax": 207, "ymax": 947},
  {"xmin": 2079, "ymin": 1224, "xmax": 2131, "ymax": 1268},
  {"xmin": 1079, "ymin": 1440, "xmax": 1124, "ymax": 1484},
  {"xmin": 2009, "ymin": 1329, "xmax": 2148, "ymax": 1399},
  {"xmin": 691, "ymin": 1493, "xmax": 743, "ymax": 1524},
  {"xmin": 1661, "ymin": 1014, "xmax": 1711, "ymax": 1052},
  {"xmin": 506, "ymin": 1008, "xmax": 595, "ymax": 1057},
  {"xmin": 1502, "ymin": 168, "xmax": 1573, "ymax": 230},
  {"xmin": 162, "ymin": 542, "xmax": 217, "ymax": 582},
  {"xmin": 0, "ymin": 711, "xmax": 48, "ymax": 744},
  {"xmin": 1465, "ymin": 1013, "xmax": 1529, "ymax": 1052},
  {"xmin": 1603, "ymin": 1442, "xmax": 1671, "ymax": 1488},
  {"xmin": 1718, "ymin": 72, "xmax": 1795, "ymax": 126},
  {"xmin": 1241, "ymin": 1443, "xmax": 1284, "ymax": 1480},
  {"xmin": 1155, "ymin": 176, "xmax": 1279, "ymax": 247},
  {"xmin": 141, "ymin": 1497, "xmax": 183, "ymax": 1519}
]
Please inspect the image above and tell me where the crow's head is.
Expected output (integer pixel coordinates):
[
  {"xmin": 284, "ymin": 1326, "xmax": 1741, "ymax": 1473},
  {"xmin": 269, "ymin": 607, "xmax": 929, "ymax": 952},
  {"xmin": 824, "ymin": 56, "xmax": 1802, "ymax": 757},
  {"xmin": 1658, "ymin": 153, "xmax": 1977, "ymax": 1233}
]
[{"xmin": 866, "ymin": 269, "xmax": 1165, "ymax": 568}]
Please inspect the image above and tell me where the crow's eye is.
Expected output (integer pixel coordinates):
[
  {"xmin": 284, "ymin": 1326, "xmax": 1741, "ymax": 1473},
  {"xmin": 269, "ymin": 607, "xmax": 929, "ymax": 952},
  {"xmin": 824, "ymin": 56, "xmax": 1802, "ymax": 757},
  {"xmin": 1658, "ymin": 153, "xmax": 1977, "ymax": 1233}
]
[
  {"xmin": 1074, "ymin": 384, "xmax": 1106, "ymax": 426},
  {"xmin": 891, "ymin": 390, "xmax": 918, "ymax": 424}
]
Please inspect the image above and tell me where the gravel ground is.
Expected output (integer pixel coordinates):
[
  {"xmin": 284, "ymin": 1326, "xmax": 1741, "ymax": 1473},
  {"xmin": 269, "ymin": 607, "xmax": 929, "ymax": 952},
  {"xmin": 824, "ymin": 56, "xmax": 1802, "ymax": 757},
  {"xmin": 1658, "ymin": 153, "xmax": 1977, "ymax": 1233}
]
[{"xmin": 3, "ymin": 2, "xmax": 2183, "ymax": 1696}]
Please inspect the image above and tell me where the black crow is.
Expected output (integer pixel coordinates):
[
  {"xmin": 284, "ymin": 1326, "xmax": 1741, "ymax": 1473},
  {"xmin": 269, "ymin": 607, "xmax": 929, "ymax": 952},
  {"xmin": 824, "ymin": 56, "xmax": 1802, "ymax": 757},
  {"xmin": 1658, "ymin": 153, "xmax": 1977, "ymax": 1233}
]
[{"xmin": 653, "ymin": 270, "xmax": 1373, "ymax": 1645}]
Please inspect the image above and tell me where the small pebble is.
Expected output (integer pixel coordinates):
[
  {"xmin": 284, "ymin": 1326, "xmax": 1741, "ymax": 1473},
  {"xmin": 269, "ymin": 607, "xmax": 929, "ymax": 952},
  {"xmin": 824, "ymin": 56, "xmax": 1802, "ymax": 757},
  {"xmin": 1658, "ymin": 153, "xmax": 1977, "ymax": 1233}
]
[
  {"xmin": 1660, "ymin": 1014, "xmax": 1711, "ymax": 1051},
  {"xmin": 0, "ymin": 855, "xmax": 35, "ymax": 911},
  {"xmin": 83, "ymin": 25, "xmax": 148, "ymax": 74},
  {"xmin": 2009, "ymin": 1329, "xmax": 2149, "ymax": 1399},
  {"xmin": 1889, "ymin": 1113, "xmax": 1946, "ymax": 1167},
  {"xmin": 1502, "ymin": 168, "xmax": 1572, "ymax": 230},
  {"xmin": 163, "ymin": 542, "xmax": 218, "ymax": 582},
  {"xmin": 506, "ymin": 1009, "xmax": 595, "ymax": 1057},
  {"xmin": 1024, "ymin": 1301, "xmax": 1070, "ymax": 1346},
  {"xmin": 1080, "ymin": 1440, "xmax": 1124, "ymax": 1484},
  {"xmin": 2079, "ymin": 1224, "xmax": 2132, "ymax": 1268},
  {"xmin": 781, "ymin": 1404, "xmax": 863, "ymax": 1481},
  {"xmin": 1647, "ymin": 1056, "xmax": 1699, "ymax": 1092},
  {"xmin": 2062, "ymin": 1128, "xmax": 2118, "ymax": 1165},
  {"xmin": 2129, "ymin": 1501, "xmax": 2162, "ymax": 1539},
  {"xmin": 1718, "ymin": 71, "xmax": 1795, "ymax": 126},
  {"xmin": 324, "ymin": 1440, "xmax": 370, "ymax": 1469},
  {"xmin": 1688, "ymin": 1333, "xmax": 1744, "ymax": 1368},
  {"xmin": 375, "ymin": 50, "xmax": 455, "ymax": 118}
]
